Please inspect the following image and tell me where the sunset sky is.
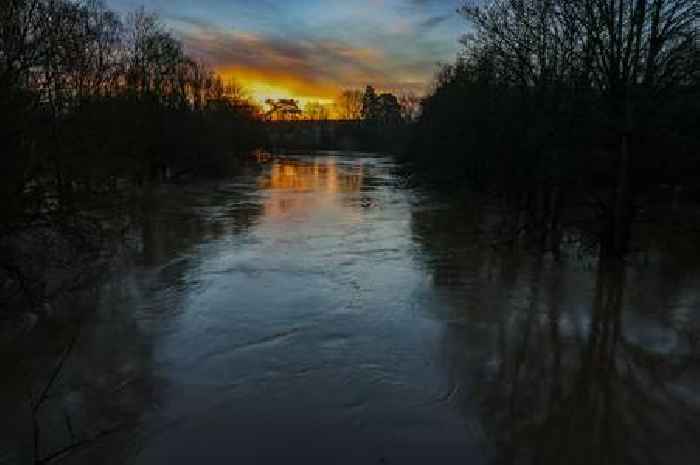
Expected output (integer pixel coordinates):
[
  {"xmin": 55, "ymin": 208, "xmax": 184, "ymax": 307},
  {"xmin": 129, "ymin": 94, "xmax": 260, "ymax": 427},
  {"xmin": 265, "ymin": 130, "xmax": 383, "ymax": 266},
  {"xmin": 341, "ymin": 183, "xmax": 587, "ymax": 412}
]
[{"xmin": 107, "ymin": 0, "xmax": 465, "ymax": 105}]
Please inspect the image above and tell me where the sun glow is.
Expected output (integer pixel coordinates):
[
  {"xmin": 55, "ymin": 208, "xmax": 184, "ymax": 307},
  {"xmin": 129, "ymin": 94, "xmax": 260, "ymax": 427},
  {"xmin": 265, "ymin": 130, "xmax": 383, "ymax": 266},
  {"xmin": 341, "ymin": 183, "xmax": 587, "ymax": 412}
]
[
  {"xmin": 243, "ymin": 81, "xmax": 334, "ymax": 108},
  {"xmin": 218, "ymin": 68, "xmax": 336, "ymax": 110}
]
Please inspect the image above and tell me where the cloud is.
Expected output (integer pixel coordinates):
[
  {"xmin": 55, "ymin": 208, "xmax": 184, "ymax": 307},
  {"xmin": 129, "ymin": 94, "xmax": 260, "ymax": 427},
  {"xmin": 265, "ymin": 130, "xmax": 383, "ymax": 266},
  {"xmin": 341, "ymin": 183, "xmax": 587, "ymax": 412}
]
[
  {"xmin": 400, "ymin": 0, "xmax": 463, "ymax": 13},
  {"xmin": 105, "ymin": 0, "xmax": 466, "ymax": 99},
  {"xmin": 169, "ymin": 16, "xmax": 432, "ymax": 99},
  {"xmin": 418, "ymin": 14, "xmax": 453, "ymax": 31}
]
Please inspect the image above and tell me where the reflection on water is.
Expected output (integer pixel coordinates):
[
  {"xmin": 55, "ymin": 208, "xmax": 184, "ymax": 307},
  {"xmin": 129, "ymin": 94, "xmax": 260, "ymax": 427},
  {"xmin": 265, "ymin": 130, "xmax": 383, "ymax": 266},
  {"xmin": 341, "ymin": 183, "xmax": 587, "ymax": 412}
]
[
  {"xmin": 1, "ymin": 153, "xmax": 699, "ymax": 464},
  {"xmin": 260, "ymin": 158, "xmax": 364, "ymax": 193},
  {"xmin": 258, "ymin": 157, "xmax": 364, "ymax": 220},
  {"xmin": 413, "ymin": 204, "xmax": 700, "ymax": 464}
]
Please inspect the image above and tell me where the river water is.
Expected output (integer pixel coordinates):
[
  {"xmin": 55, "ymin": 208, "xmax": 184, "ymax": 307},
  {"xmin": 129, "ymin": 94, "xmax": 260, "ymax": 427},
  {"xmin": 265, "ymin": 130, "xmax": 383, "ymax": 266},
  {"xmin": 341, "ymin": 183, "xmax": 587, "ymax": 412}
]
[{"xmin": 2, "ymin": 152, "xmax": 700, "ymax": 464}]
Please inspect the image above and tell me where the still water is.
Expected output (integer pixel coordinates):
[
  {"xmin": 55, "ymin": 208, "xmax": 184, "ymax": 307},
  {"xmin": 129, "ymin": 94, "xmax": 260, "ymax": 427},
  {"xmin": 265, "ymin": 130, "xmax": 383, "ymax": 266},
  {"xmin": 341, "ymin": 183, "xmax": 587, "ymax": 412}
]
[{"xmin": 3, "ymin": 153, "xmax": 700, "ymax": 464}]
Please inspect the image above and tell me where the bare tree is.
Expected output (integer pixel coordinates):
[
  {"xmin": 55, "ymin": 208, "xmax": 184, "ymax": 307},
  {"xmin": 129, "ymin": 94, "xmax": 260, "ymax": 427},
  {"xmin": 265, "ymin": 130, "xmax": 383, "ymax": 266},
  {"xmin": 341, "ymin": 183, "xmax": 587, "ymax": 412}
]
[
  {"xmin": 458, "ymin": 0, "xmax": 698, "ymax": 257},
  {"xmin": 304, "ymin": 101, "xmax": 330, "ymax": 121},
  {"xmin": 334, "ymin": 89, "xmax": 363, "ymax": 119},
  {"xmin": 398, "ymin": 91, "xmax": 421, "ymax": 121},
  {"xmin": 1, "ymin": 1, "xmax": 265, "ymax": 316}
]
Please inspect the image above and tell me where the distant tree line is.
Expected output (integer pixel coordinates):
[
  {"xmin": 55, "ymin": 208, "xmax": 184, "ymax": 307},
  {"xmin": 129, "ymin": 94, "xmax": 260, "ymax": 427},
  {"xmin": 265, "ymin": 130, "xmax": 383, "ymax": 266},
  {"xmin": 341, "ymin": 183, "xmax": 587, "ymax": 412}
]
[
  {"xmin": 335, "ymin": 85, "xmax": 419, "ymax": 150},
  {"xmin": 0, "ymin": 0, "xmax": 263, "ymax": 317},
  {"xmin": 263, "ymin": 87, "xmax": 419, "ymax": 125},
  {"xmin": 407, "ymin": 0, "xmax": 699, "ymax": 258},
  {"xmin": 262, "ymin": 86, "xmax": 419, "ymax": 151}
]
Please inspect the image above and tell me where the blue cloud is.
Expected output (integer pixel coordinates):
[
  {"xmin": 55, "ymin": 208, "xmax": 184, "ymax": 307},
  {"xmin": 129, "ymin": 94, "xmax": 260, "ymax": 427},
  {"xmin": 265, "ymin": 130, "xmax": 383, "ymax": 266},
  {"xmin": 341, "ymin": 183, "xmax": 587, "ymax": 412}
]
[{"xmin": 105, "ymin": 0, "xmax": 465, "ymax": 94}]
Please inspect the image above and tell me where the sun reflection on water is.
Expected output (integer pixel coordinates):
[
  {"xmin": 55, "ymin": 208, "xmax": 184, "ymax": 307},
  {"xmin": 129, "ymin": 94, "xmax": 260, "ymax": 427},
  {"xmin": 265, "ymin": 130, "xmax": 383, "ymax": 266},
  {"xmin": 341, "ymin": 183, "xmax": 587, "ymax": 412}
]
[{"xmin": 258, "ymin": 156, "xmax": 365, "ymax": 220}]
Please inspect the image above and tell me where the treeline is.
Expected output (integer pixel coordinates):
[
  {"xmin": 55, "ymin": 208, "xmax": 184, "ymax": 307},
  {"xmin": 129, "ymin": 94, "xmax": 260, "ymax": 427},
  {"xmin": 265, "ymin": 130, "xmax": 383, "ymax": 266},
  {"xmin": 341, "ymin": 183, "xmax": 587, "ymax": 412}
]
[
  {"xmin": 359, "ymin": 85, "xmax": 418, "ymax": 151},
  {"xmin": 0, "ymin": 0, "xmax": 263, "ymax": 318},
  {"xmin": 262, "ymin": 86, "xmax": 420, "ymax": 151},
  {"xmin": 407, "ymin": 0, "xmax": 699, "ymax": 258}
]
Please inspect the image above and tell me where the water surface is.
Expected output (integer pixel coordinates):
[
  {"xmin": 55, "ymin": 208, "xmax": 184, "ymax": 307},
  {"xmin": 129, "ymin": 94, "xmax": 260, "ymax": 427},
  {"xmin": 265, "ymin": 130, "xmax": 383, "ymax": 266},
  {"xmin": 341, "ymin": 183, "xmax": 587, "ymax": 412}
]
[{"xmin": 3, "ymin": 153, "xmax": 699, "ymax": 464}]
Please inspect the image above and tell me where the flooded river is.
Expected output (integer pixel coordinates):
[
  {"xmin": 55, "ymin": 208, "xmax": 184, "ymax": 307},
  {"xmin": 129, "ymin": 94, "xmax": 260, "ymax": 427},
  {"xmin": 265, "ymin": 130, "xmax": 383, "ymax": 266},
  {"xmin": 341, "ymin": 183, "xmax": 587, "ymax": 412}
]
[{"xmin": 2, "ymin": 153, "xmax": 700, "ymax": 464}]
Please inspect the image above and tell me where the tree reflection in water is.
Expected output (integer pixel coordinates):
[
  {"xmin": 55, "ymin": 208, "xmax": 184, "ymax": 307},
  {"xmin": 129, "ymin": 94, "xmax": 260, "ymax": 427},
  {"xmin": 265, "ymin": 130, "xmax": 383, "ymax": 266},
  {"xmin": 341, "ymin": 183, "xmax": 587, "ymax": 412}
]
[
  {"xmin": 413, "ymin": 202, "xmax": 700, "ymax": 465},
  {"xmin": 0, "ymin": 174, "xmax": 267, "ymax": 465},
  {"xmin": 2, "ymin": 156, "xmax": 698, "ymax": 464}
]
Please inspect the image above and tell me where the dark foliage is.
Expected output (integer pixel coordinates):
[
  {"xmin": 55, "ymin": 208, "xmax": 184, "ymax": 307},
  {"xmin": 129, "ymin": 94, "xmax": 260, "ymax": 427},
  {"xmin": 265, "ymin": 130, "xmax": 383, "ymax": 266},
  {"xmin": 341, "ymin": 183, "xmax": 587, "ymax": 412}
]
[
  {"xmin": 407, "ymin": 0, "xmax": 699, "ymax": 258},
  {"xmin": 0, "ymin": 0, "xmax": 264, "ymax": 319},
  {"xmin": 358, "ymin": 85, "xmax": 413, "ymax": 152}
]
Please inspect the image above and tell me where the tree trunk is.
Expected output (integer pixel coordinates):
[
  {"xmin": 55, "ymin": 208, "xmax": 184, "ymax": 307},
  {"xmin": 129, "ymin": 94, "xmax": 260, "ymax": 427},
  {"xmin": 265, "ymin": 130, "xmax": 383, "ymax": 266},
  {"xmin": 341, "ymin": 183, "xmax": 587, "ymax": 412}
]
[{"xmin": 611, "ymin": 130, "xmax": 631, "ymax": 257}]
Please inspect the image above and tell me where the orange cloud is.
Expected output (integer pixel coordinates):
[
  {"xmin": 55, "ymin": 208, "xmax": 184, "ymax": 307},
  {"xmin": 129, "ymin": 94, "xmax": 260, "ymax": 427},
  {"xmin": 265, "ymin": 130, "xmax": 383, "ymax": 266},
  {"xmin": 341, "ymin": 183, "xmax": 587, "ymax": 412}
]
[{"xmin": 174, "ymin": 17, "xmax": 427, "ymax": 105}]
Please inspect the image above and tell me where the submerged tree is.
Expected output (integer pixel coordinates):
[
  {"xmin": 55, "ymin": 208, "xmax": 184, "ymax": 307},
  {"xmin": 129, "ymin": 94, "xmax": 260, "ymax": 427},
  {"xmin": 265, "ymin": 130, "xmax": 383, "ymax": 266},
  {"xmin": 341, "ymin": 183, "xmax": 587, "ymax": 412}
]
[
  {"xmin": 1, "ymin": 0, "xmax": 263, "ymax": 316},
  {"xmin": 409, "ymin": 0, "xmax": 699, "ymax": 258}
]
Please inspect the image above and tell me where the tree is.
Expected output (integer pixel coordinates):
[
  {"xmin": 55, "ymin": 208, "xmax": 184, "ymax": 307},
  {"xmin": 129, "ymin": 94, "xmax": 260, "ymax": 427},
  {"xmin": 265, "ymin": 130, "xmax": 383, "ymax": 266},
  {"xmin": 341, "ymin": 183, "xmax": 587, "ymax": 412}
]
[
  {"xmin": 578, "ymin": 0, "xmax": 696, "ymax": 256},
  {"xmin": 357, "ymin": 85, "xmax": 410, "ymax": 150},
  {"xmin": 460, "ymin": 0, "xmax": 698, "ymax": 257},
  {"xmin": 398, "ymin": 91, "xmax": 421, "ymax": 122},
  {"xmin": 1, "ymin": 1, "xmax": 264, "ymax": 315},
  {"xmin": 265, "ymin": 98, "xmax": 302, "ymax": 120},
  {"xmin": 378, "ymin": 93, "xmax": 403, "ymax": 126},
  {"xmin": 361, "ymin": 85, "xmax": 403, "ymax": 126},
  {"xmin": 361, "ymin": 85, "xmax": 381, "ymax": 121},
  {"xmin": 224, "ymin": 78, "xmax": 249, "ymax": 105},
  {"xmin": 304, "ymin": 101, "xmax": 330, "ymax": 120},
  {"xmin": 334, "ymin": 89, "xmax": 363, "ymax": 119},
  {"xmin": 406, "ymin": 0, "xmax": 698, "ymax": 257}
]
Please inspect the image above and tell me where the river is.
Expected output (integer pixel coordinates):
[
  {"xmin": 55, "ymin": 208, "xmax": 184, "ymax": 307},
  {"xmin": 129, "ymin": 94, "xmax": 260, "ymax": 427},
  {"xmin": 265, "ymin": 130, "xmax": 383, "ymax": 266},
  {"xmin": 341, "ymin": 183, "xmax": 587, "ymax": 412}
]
[{"xmin": 2, "ymin": 152, "xmax": 699, "ymax": 464}]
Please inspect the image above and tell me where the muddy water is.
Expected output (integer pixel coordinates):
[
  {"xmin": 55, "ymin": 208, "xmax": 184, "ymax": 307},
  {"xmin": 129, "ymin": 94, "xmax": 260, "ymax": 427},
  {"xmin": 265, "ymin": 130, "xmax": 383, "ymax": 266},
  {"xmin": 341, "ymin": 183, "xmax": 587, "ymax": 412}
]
[{"xmin": 2, "ymin": 153, "xmax": 699, "ymax": 464}]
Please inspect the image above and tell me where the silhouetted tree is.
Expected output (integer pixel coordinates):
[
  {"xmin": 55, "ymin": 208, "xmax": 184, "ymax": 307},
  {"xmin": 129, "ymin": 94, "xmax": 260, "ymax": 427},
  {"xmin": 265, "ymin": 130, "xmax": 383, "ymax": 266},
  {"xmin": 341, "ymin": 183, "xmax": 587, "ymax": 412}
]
[
  {"xmin": 334, "ymin": 89, "xmax": 363, "ymax": 119},
  {"xmin": 398, "ymin": 91, "xmax": 421, "ymax": 122},
  {"xmin": 408, "ymin": 0, "xmax": 699, "ymax": 259},
  {"xmin": 0, "ymin": 0, "xmax": 264, "ymax": 315},
  {"xmin": 358, "ymin": 85, "xmax": 409, "ymax": 150},
  {"xmin": 303, "ymin": 101, "xmax": 330, "ymax": 121},
  {"xmin": 360, "ymin": 85, "xmax": 379, "ymax": 120},
  {"xmin": 265, "ymin": 98, "xmax": 302, "ymax": 121}
]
